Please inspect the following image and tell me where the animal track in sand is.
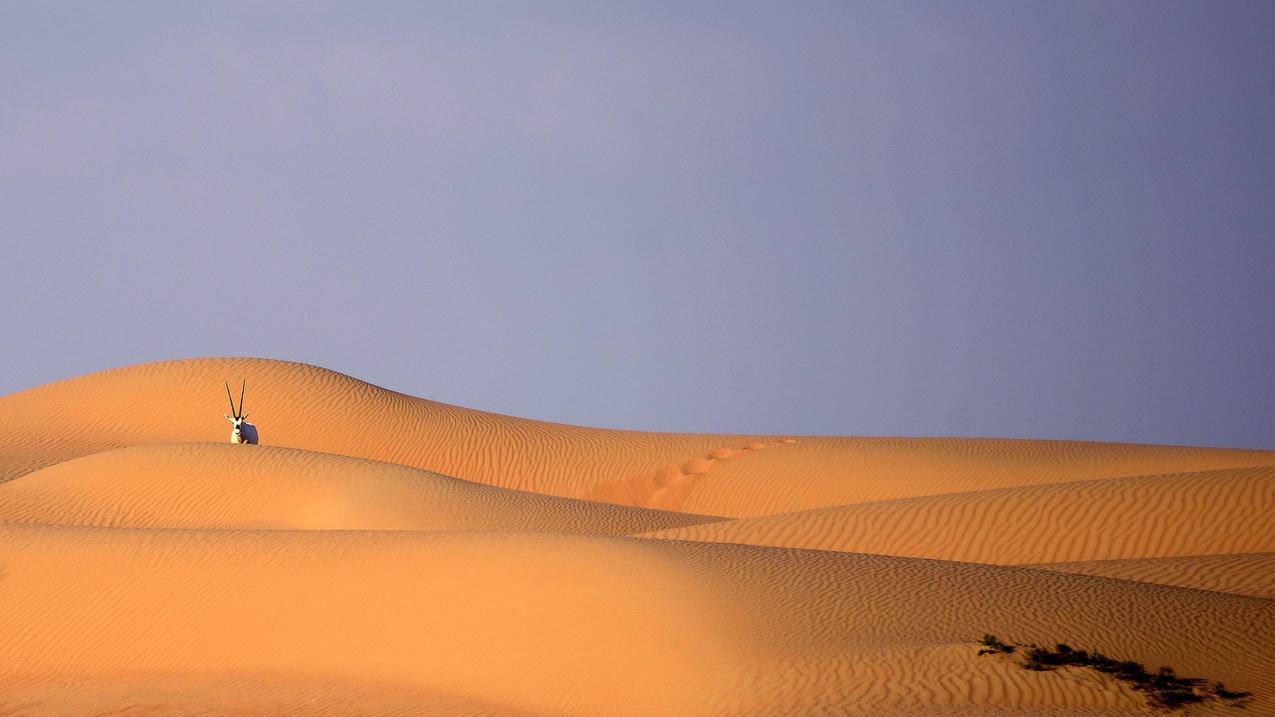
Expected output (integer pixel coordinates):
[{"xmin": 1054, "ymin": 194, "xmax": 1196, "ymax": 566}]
[{"xmin": 588, "ymin": 439, "xmax": 800, "ymax": 512}]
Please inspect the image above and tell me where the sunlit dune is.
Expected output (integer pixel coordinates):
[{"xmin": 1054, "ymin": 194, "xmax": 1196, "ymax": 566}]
[
  {"xmin": 1, "ymin": 526, "xmax": 1271, "ymax": 715},
  {"xmin": 0, "ymin": 357, "xmax": 1271, "ymax": 715},
  {"xmin": 642, "ymin": 467, "xmax": 1275, "ymax": 564},
  {"xmin": 0, "ymin": 443, "xmax": 721, "ymax": 533},
  {"xmin": 3, "ymin": 358, "xmax": 1270, "ymax": 515},
  {"xmin": 672, "ymin": 436, "xmax": 1275, "ymax": 517}
]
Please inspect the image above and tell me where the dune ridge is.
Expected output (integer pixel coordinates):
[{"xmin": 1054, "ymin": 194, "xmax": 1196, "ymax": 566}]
[
  {"xmin": 3, "ymin": 358, "xmax": 1271, "ymax": 514},
  {"xmin": 0, "ymin": 442, "xmax": 722, "ymax": 533},
  {"xmin": 642, "ymin": 467, "xmax": 1275, "ymax": 565},
  {"xmin": 1030, "ymin": 553, "xmax": 1275, "ymax": 600},
  {"xmin": 1, "ymin": 357, "xmax": 1272, "ymax": 714}
]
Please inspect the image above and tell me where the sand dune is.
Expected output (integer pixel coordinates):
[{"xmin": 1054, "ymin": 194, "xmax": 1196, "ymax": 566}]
[
  {"xmin": 644, "ymin": 467, "xmax": 1275, "ymax": 564},
  {"xmin": 0, "ymin": 442, "xmax": 720, "ymax": 533},
  {"xmin": 2, "ymin": 358, "xmax": 1272, "ymax": 516},
  {"xmin": 671, "ymin": 436, "xmax": 1275, "ymax": 517},
  {"xmin": 1031, "ymin": 553, "xmax": 1275, "ymax": 600},
  {"xmin": 1, "ymin": 357, "xmax": 1272, "ymax": 714},
  {"xmin": 0, "ymin": 358, "xmax": 778, "ymax": 505},
  {"xmin": 1, "ymin": 526, "xmax": 1270, "ymax": 715}
]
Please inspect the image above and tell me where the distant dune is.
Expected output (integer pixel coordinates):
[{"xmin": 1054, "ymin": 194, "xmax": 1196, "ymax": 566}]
[{"xmin": 0, "ymin": 357, "xmax": 1271, "ymax": 715}]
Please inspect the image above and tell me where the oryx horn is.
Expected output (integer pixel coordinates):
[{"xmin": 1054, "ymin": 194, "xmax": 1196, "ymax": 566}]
[{"xmin": 225, "ymin": 381, "xmax": 239, "ymax": 418}]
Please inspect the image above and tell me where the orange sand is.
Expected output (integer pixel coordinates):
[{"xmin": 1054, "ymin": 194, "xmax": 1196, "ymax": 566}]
[
  {"xmin": 1029, "ymin": 553, "xmax": 1275, "ymax": 600},
  {"xmin": 0, "ymin": 357, "xmax": 1271, "ymax": 715},
  {"xmin": 642, "ymin": 467, "xmax": 1275, "ymax": 563}
]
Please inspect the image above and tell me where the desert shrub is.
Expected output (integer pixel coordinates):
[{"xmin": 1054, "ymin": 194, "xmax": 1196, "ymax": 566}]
[
  {"xmin": 1214, "ymin": 683, "xmax": 1252, "ymax": 701},
  {"xmin": 1115, "ymin": 660, "xmax": 1149, "ymax": 683},
  {"xmin": 976, "ymin": 634, "xmax": 1015, "ymax": 656},
  {"xmin": 1089, "ymin": 652, "xmax": 1119, "ymax": 673},
  {"xmin": 974, "ymin": 635, "xmax": 1249, "ymax": 711}
]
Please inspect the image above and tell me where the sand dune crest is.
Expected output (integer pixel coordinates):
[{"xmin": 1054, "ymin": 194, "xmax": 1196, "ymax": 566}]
[
  {"xmin": 3, "ymin": 358, "xmax": 1271, "ymax": 516},
  {"xmin": 0, "ymin": 442, "xmax": 721, "ymax": 533},
  {"xmin": 644, "ymin": 466, "xmax": 1275, "ymax": 564},
  {"xmin": 1031, "ymin": 553, "xmax": 1275, "ymax": 600}
]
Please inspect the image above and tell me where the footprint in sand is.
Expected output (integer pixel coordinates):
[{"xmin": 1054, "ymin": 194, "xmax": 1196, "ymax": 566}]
[
  {"xmin": 680, "ymin": 457, "xmax": 715, "ymax": 475},
  {"xmin": 592, "ymin": 439, "xmax": 802, "ymax": 510},
  {"xmin": 652, "ymin": 465, "xmax": 685, "ymax": 488}
]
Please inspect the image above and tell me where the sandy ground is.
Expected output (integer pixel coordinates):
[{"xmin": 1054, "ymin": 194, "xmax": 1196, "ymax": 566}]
[{"xmin": 0, "ymin": 357, "xmax": 1271, "ymax": 715}]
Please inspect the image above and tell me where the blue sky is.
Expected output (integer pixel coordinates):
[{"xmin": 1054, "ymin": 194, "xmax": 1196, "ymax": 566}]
[{"xmin": 2, "ymin": 2, "xmax": 1272, "ymax": 448}]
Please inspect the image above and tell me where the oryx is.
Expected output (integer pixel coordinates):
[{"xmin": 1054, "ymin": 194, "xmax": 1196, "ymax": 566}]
[{"xmin": 224, "ymin": 380, "xmax": 260, "ymax": 445}]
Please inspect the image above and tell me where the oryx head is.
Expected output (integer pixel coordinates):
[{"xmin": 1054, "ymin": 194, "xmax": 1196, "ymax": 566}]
[{"xmin": 224, "ymin": 380, "xmax": 250, "ymax": 438}]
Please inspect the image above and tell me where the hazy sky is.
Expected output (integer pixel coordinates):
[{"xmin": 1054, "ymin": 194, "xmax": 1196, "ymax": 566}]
[{"xmin": 2, "ymin": 2, "xmax": 1272, "ymax": 448}]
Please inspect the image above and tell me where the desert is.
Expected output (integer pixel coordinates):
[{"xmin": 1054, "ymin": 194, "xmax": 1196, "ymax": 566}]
[
  {"xmin": 7, "ymin": 2, "xmax": 1273, "ymax": 714},
  {"xmin": 0, "ymin": 357, "xmax": 1271, "ymax": 715}
]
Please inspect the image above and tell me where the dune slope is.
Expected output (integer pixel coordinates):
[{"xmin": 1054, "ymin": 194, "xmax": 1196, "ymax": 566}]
[
  {"xmin": 644, "ymin": 467, "xmax": 1275, "ymax": 564},
  {"xmin": 0, "ymin": 443, "xmax": 721, "ymax": 533},
  {"xmin": 1031, "ymin": 553, "xmax": 1275, "ymax": 600},
  {"xmin": 0, "ymin": 526, "xmax": 1271, "ymax": 715},
  {"xmin": 672, "ymin": 435, "xmax": 1275, "ymax": 517},
  {"xmin": 2, "ymin": 358, "xmax": 1272, "ymax": 515}
]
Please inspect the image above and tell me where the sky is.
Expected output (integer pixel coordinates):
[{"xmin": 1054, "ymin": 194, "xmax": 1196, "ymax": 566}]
[{"xmin": 2, "ymin": 2, "xmax": 1272, "ymax": 448}]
